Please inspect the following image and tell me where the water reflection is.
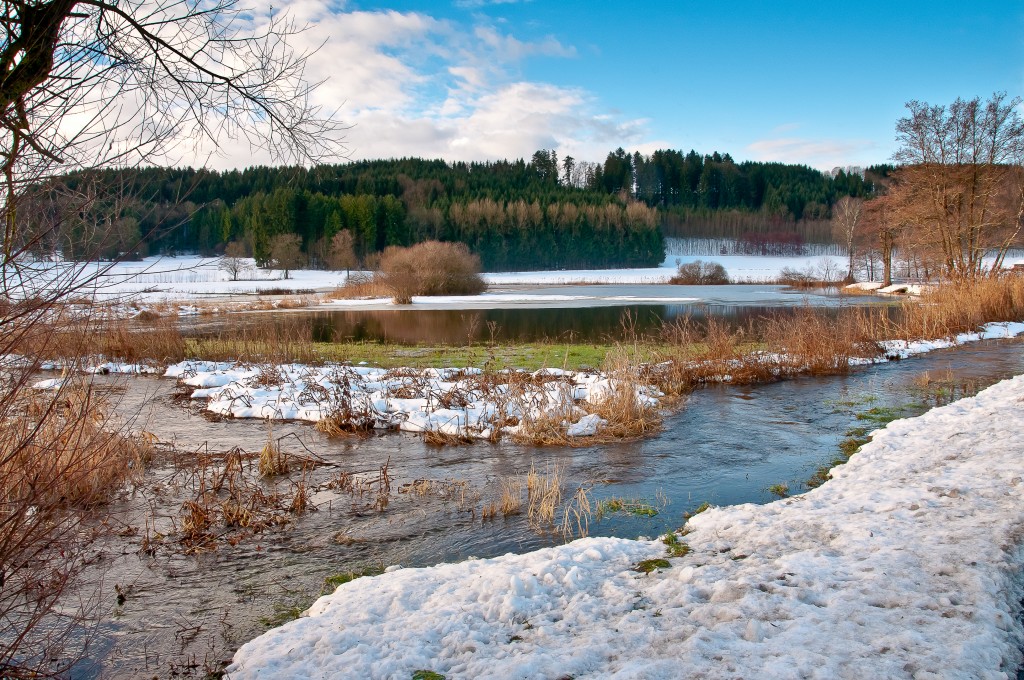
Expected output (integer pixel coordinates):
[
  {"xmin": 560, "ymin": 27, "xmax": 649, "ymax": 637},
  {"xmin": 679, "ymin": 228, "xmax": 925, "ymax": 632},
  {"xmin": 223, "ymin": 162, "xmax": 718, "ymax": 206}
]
[{"xmin": 175, "ymin": 285, "xmax": 902, "ymax": 345}]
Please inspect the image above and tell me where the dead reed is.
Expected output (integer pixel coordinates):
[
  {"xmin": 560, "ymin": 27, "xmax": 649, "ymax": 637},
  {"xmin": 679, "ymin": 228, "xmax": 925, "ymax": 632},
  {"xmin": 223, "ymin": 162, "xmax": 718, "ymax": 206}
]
[
  {"xmin": 526, "ymin": 464, "xmax": 563, "ymax": 525},
  {"xmin": 1, "ymin": 381, "xmax": 150, "ymax": 507},
  {"xmin": 891, "ymin": 276, "xmax": 1024, "ymax": 340},
  {"xmin": 761, "ymin": 306, "xmax": 883, "ymax": 375},
  {"xmin": 482, "ymin": 476, "xmax": 523, "ymax": 520},
  {"xmin": 170, "ymin": 445, "xmax": 319, "ymax": 552},
  {"xmin": 258, "ymin": 434, "xmax": 290, "ymax": 477}
]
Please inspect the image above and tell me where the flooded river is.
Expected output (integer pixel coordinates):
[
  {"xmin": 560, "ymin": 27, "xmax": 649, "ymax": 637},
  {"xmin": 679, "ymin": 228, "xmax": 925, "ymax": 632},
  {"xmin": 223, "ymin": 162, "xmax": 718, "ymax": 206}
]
[{"xmin": 64, "ymin": 336, "xmax": 1024, "ymax": 678}]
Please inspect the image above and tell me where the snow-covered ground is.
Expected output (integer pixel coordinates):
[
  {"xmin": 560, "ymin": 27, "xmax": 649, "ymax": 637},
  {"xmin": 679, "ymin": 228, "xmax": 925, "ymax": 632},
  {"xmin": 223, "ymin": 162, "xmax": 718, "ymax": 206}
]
[
  {"xmin": 227, "ymin": 373, "xmax": 1024, "ymax": 679},
  {"xmin": 4, "ymin": 256, "xmax": 350, "ymax": 302},
  {"xmin": 3, "ymin": 250, "xmax": 847, "ymax": 304},
  {"xmin": 162, "ymin": 361, "xmax": 657, "ymax": 440}
]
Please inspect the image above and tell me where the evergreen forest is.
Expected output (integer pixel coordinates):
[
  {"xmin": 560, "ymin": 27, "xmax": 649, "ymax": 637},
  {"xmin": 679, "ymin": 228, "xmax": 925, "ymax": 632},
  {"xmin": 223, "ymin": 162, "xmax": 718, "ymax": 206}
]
[{"xmin": 30, "ymin": 150, "xmax": 883, "ymax": 271}]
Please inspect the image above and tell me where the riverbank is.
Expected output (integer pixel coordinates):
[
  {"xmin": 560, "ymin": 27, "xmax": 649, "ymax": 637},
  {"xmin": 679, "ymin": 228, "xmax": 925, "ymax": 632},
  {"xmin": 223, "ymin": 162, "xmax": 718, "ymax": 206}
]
[{"xmin": 227, "ymin": 372, "xmax": 1024, "ymax": 679}]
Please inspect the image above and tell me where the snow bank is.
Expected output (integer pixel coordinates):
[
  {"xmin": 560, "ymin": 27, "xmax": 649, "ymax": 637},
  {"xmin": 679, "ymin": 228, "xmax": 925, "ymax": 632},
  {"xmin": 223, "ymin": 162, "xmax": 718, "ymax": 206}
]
[
  {"xmin": 873, "ymin": 321, "xmax": 1024, "ymax": 362},
  {"xmin": 228, "ymin": 375, "xmax": 1024, "ymax": 679},
  {"xmin": 166, "ymin": 362, "xmax": 660, "ymax": 440}
]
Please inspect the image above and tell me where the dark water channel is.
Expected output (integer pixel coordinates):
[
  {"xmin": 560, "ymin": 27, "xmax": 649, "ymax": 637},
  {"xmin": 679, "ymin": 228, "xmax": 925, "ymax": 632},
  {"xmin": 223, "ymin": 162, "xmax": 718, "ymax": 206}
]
[
  {"xmin": 71, "ymin": 337, "xmax": 1024, "ymax": 678},
  {"xmin": 185, "ymin": 284, "xmax": 899, "ymax": 344}
]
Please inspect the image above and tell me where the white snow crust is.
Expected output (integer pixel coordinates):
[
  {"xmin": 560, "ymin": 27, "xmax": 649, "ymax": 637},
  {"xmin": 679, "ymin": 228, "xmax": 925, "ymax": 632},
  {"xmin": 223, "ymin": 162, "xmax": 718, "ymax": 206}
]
[
  {"xmin": 227, "ymin": 375, "xmax": 1024, "ymax": 679},
  {"xmin": 165, "ymin": 362, "xmax": 659, "ymax": 439}
]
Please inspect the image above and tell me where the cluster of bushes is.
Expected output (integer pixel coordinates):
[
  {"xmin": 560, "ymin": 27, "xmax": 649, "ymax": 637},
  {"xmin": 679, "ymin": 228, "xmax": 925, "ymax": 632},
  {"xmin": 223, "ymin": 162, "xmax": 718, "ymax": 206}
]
[{"xmin": 669, "ymin": 260, "xmax": 730, "ymax": 285}]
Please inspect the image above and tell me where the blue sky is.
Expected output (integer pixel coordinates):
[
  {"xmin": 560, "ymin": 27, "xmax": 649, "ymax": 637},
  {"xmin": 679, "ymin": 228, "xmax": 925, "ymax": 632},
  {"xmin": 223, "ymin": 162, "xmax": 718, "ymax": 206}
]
[{"xmin": 218, "ymin": 0, "xmax": 1024, "ymax": 170}]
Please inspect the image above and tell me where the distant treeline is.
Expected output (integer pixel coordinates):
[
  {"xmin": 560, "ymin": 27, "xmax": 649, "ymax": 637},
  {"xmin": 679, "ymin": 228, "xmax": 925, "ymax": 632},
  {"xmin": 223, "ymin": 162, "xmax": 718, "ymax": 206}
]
[{"xmin": 26, "ymin": 153, "xmax": 886, "ymax": 270}]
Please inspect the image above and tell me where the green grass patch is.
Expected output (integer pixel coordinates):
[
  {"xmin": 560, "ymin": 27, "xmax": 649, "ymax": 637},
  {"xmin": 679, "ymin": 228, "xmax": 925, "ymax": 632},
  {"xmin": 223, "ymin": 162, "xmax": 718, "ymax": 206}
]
[
  {"xmin": 683, "ymin": 501, "xmax": 711, "ymax": 520},
  {"xmin": 662, "ymin": 531, "xmax": 690, "ymax": 557},
  {"xmin": 322, "ymin": 565, "xmax": 385, "ymax": 594},
  {"xmin": 634, "ymin": 558, "xmax": 671, "ymax": 574},
  {"xmin": 838, "ymin": 436, "xmax": 870, "ymax": 458},
  {"xmin": 855, "ymin": 404, "xmax": 920, "ymax": 425},
  {"xmin": 258, "ymin": 603, "xmax": 308, "ymax": 629},
  {"xmin": 597, "ymin": 496, "xmax": 661, "ymax": 518},
  {"xmin": 412, "ymin": 671, "xmax": 446, "ymax": 680},
  {"xmin": 184, "ymin": 338, "xmax": 632, "ymax": 371}
]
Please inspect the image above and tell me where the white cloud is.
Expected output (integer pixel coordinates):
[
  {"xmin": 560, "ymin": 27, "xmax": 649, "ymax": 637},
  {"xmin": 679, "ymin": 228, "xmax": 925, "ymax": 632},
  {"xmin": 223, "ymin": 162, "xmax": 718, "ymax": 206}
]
[
  {"xmin": 191, "ymin": 1, "xmax": 646, "ymax": 169},
  {"xmin": 473, "ymin": 25, "xmax": 576, "ymax": 60}
]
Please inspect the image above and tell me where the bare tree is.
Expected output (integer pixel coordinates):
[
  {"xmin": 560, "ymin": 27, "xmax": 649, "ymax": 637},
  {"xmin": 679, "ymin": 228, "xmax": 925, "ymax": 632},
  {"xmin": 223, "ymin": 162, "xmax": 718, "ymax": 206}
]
[
  {"xmin": 0, "ymin": 0, "xmax": 344, "ymax": 673},
  {"xmin": 219, "ymin": 239, "xmax": 250, "ymax": 281},
  {"xmin": 269, "ymin": 233, "xmax": 304, "ymax": 279},
  {"xmin": 831, "ymin": 196, "xmax": 863, "ymax": 282},
  {"xmin": 327, "ymin": 229, "xmax": 356, "ymax": 272},
  {"xmin": 2, "ymin": 0, "xmax": 346, "ymax": 264},
  {"xmin": 862, "ymin": 195, "xmax": 903, "ymax": 286},
  {"xmin": 890, "ymin": 93, "xmax": 1024, "ymax": 279}
]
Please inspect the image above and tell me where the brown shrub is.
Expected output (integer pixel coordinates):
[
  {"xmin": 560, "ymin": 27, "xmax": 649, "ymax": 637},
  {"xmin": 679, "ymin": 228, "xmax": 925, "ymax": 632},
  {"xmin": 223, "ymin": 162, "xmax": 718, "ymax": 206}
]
[
  {"xmin": 377, "ymin": 241, "xmax": 486, "ymax": 304},
  {"xmin": 669, "ymin": 260, "xmax": 730, "ymax": 285}
]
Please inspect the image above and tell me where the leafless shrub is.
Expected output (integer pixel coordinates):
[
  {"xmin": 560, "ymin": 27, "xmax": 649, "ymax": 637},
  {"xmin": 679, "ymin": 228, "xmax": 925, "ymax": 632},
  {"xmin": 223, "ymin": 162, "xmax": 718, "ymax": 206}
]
[
  {"xmin": 669, "ymin": 260, "xmax": 730, "ymax": 285},
  {"xmin": 375, "ymin": 241, "xmax": 486, "ymax": 304},
  {"xmin": 0, "ymin": 376, "xmax": 149, "ymax": 672}
]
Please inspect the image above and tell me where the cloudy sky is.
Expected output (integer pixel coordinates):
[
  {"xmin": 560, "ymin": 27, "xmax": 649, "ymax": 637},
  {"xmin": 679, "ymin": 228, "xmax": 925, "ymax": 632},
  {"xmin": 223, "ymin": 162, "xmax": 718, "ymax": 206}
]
[{"xmin": 210, "ymin": 0, "xmax": 1023, "ymax": 170}]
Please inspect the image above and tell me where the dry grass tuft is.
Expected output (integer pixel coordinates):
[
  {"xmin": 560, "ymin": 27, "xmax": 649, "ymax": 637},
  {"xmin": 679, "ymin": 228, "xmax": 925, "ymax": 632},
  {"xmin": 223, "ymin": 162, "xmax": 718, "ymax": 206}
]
[
  {"xmin": 327, "ymin": 272, "xmax": 393, "ymax": 300},
  {"xmin": 560, "ymin": 483, "xmax": 594, "ymax": 540},
  {"xmin": 526, "ymin": 464, "xmax": 563, "ymax": 525},
  {"xmin": 258, "ymin": 436, "xmax": 289, "ymax": 477},
  {"xmin": 423, "ymin": 430, "xmax": 474, "ymax": 446}
]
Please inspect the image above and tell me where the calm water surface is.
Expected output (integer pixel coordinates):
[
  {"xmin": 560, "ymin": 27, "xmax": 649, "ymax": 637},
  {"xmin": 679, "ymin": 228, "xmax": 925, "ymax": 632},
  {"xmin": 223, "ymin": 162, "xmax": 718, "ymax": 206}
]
[{"xmin": 186, "ymin": 284, "xmax": 898, "ymax": 344}]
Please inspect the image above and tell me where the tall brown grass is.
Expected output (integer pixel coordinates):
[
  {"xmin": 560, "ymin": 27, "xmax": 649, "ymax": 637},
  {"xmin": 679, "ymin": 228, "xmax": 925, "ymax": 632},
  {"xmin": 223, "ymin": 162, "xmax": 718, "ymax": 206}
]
[
  {"xmin": 891, "ymin": 276, "xmax": 1024, "ymax": 340},
  {"xmin": 0, "ymin": 374, "xmax": 151, "ymax": 673},
  {"xmin": 526, "ymin": 464, "xmax": 563, "ymax": 525},
  {"xmin": 761, "ymin": 306, "xmax": 883, "ymax": 375}
]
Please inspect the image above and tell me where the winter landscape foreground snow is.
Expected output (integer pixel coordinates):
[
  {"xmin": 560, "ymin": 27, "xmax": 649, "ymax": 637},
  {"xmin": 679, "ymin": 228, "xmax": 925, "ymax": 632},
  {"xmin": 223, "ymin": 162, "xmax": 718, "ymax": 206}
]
[{"xmin": 227, "ymin": 374, "xmax": 1024, "ymax": 679}]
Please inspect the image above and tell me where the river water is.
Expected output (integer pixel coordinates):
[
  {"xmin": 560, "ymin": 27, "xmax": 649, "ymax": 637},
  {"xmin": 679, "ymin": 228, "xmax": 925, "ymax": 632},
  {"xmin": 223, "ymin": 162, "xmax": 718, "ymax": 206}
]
[{"xmin": 62, "ymin": 335, "xmax": 1024, "ymax": 678}]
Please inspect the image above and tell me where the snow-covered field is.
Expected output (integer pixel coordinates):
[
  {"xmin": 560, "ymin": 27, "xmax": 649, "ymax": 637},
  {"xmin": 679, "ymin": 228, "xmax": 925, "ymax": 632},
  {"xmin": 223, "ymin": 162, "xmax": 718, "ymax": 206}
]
[
  {"xmin": 227, "ymin": 373, "xmax": 1024, "ymax": 679},
  {"xmin": 4, "ymin": 256, "xmax": 350, "ymax": 302},
  {"xmin": 4, "ymin": 250, "xmax": 847, "ymax": 304}
]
